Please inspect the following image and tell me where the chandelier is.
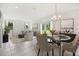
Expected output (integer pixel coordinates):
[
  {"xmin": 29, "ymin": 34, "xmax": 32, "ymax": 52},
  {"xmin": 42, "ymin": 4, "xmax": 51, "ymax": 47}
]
[{"xmin": 51, "ymin": 4, "xmax": 61, "ymax": 20}]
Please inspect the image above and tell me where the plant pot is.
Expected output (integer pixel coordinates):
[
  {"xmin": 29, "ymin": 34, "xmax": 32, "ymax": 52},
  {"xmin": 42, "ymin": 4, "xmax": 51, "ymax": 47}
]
[{"xmin": 3, "ymin": 34, "xmax": 8, "ymax": 43}]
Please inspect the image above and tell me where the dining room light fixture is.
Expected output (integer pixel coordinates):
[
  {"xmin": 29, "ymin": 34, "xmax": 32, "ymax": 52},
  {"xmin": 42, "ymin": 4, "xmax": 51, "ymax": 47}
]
[
  {"xmin": 51, "ymin": 15, "xmax": 61, "ymax": 20},
  {"xmin": 51, "ymin": 4, "xmax": 61, "ymax": 20}
]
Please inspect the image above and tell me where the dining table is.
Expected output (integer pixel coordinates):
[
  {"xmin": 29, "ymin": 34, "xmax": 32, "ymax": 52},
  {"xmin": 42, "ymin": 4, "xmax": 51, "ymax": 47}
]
[{"xmin": 47, "ymin": 34, "xmax": 71, "ymax": 56}]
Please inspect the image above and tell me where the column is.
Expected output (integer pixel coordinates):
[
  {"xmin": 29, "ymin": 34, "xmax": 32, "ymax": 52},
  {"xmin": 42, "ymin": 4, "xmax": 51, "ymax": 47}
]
[{"xmin": 0, "ymin": 10, "xmax": 3, "ymax": 48}]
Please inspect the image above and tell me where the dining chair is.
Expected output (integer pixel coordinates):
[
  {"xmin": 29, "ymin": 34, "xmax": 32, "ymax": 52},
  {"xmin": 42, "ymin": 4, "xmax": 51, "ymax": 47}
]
[
  {"xmin": 62, "ymin": 33, "xmax": 79, "ymax": 56},
  {"xmin": 36, "ymin": 33, "xmax": 54, "ymax": 56}
]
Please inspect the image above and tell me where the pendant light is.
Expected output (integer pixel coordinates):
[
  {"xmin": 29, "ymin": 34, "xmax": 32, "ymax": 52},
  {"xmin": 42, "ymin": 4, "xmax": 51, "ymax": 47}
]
[{"xmin": 51, "ymin": 4, "xmax": 61, "ymax": 20}]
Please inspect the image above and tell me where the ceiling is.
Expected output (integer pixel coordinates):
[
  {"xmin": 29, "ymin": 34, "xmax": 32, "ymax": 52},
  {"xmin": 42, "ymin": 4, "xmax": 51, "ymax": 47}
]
[{"xmin": 0, "ymin": 3, "xmax": 79, "ymax": 23}]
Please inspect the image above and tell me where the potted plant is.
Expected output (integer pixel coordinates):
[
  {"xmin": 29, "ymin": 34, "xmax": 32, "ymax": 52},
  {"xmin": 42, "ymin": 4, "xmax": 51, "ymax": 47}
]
[
  {"xmin": 3, "ymin": 22, "xmax": 13, "ymax": 43},
  {"xmin": 8, "ymin": 22, "xmax": 13, "ymax": 30}
]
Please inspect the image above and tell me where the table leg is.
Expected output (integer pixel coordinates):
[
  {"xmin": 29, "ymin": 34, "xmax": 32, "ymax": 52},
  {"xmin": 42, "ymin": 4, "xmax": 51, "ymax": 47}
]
[
  {"xmin": 59, "ymin": 41, "xmax": 61, "ymax": 56},
  {"xmin": 59, "ymin": 44, "xmax": 61, "ymax": 56}
]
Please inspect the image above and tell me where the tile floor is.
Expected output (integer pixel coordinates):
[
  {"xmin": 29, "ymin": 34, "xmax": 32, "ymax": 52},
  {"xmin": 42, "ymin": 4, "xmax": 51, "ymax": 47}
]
[{"xmin": 0, "ymin": 37, "xmax": 79, "ymax": 56}]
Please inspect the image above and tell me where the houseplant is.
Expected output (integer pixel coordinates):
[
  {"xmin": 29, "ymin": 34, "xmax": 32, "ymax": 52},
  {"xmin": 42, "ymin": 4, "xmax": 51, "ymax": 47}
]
[{"xmin": 3, "ymin": 22, "xmax": 13, "ymax": 43}]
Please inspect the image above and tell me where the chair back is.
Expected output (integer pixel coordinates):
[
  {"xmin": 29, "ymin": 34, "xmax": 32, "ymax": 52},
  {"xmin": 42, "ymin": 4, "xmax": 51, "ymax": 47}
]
[
  {"xmin": 71, "ymin": 33, "xmax": 79, "ymax": 51},
  {"xmin": 36, "ymin": 33, "xmax": 50, "ymax": 51}
]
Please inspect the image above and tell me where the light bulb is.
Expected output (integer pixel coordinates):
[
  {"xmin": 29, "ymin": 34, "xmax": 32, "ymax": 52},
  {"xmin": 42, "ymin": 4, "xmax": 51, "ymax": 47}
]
[
  {"xmin": 58, "ymin": 15, "xmax": 61, "ymax": 18},
  {"xmin": 51, "ymin": 15, "xmax": 61, "ymax": 20}
]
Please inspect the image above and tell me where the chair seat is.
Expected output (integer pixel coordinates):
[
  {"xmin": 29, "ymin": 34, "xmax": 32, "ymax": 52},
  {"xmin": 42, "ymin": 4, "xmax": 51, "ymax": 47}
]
[
  {"xmin": 37, "ymin": 42, "xmax": 54, "ymax": 52},
  {"xmin": 63, "ymin": 43, "xmax": 74, "ymax": 52}
]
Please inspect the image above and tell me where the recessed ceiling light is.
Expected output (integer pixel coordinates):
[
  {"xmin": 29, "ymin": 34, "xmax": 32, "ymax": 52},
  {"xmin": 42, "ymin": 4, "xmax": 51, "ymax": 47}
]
[{"xmin": 15, "ymin": 6, "xmax": 18, "ymax": 8}]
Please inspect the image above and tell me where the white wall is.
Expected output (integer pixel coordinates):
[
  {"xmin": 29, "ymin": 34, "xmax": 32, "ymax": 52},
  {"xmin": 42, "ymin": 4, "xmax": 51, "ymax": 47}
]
[
  {"xmin": 61, "ymin": 9, "xmax": 79, "ymax": 34},
  {"xmin": 3, "ymin": 18, "xmax": 33, "ymax": 38},
  {"xmin": 12, "ymin": 20, "xmax": 25, "ymax": 37},
  {"xmin": 12, "ymin": 19, "xmax": 33, "ymax": 38}
]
